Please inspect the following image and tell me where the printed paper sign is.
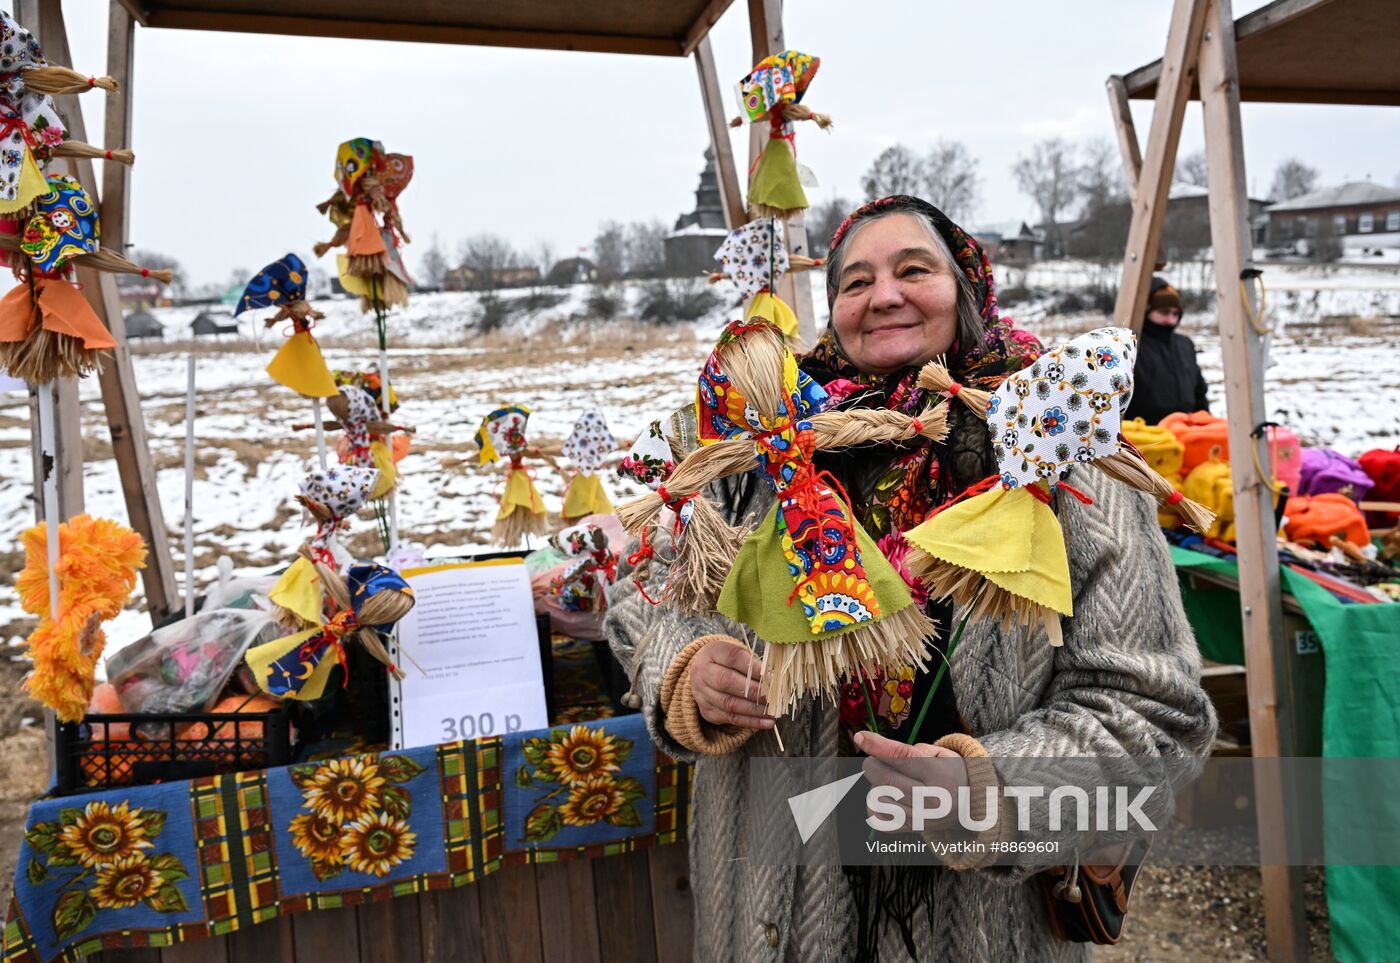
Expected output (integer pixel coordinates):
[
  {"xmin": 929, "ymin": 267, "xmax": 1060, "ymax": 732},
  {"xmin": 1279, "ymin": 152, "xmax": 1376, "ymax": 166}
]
[{"xmin": 390, "ymin": 559, "xmax": 548, "ymax": 750}]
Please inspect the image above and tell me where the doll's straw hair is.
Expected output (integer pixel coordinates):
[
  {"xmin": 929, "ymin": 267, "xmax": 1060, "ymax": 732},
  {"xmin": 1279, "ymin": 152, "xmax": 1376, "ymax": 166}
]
[
  {"xmin": 615, "ymin": 405, "xmax": 949, "ymax": 538},
  {"xmin": 1095, "ymin": 451, "xmax": 1215, "ymax": 534},
  {"xmin": 313, "ymin": 224, "xmax": 350, "ymax": 258},
  {"xmin": 0, "ymin": 235, "xmax": 173, "ymax": 283},
  {"xmin": 50, "ymin": 142, "xmax": 134, "ymax": 165},
  {"xmin": 311, "ymin": 560, "xmax": 412, "ymax": 681},
  {"xmin": 916, "ymin": 359, "xmax": 992, "ymax": 416},
  {"xmin": 25, "ymin": 67, "xmax": 119, "ymax": 95},
  {"xmin": 84, "ymin": 248, "xmax": 174, "ymax": 283},
  {"xmin": 916, "ymin": 358, "xmax": 1215, "ymax": 532},
  {"xmin": 728, "ymin": 103, "xmax": 833, "ymax": 130}
]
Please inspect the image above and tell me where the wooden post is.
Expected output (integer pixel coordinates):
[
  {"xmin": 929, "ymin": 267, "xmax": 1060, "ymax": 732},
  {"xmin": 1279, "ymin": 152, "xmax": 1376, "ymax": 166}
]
[
  {"xmin": 35, "ymin": 0, "xmax": 179, "ymax": 622},
  {"xmin": 1106, "ymin": 74, "xmax": 1143, "ymax": 202},
  {"xmin": 1197, "ymin": 0, "xmax": 1306, "ymax": 957},
  {"xmin": 1111, "ymin": 0, "xmax": 1210, "ymax": 333},
  {"xmin": 103, "ymin": 1, "xmax": 136, "ymax": 249},
  {"xmin": 744, "ymin": 0, "xmax": 818, "ymax": 348},
  {"xmin": 693, "ymin": 35, "xmax": 745, "ymax": 231}
]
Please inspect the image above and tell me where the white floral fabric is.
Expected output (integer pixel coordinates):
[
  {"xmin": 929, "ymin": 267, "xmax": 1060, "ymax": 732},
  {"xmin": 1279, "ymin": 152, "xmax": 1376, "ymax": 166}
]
[
  {"xmin": 713, "ymin": 219, "xmax": 788, "ymax": 301},
  {"xmin": 562, "ymin": 408, "xmax": 616, "ymax": 473},
  {"xmin": 988, "ymin": 327, "xmax": 1136, "ymax": 489}
]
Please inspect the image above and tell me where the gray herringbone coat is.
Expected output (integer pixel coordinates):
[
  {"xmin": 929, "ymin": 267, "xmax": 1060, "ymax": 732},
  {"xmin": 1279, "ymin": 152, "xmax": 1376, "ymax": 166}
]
[{"xmin": 605, "ymin": 471, "xmax": 1216, "ymax": 962}]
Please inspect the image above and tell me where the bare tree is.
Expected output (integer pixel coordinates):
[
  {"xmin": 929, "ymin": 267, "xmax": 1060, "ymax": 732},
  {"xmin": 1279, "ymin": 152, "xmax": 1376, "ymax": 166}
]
[
  {"xmin": 529, "ymin": 240, "xmax": 557, "ymax": 283},
  {"xmin": 624, "ymin": 220, "xmax": 668, "ymax": 278},
  {"xmin": 922, "ymin": 139, "xmax": 980, "ymax": 221},
  {"xmin": 1076, "ymin": 139, "xmax": 1127, "ymax": 214},
  {"xmin": 457, "ymin": 234, "xmax": 516, "ymax": 293},
  {"xmin": 1174, "ymin": 150, "xmax": 1209, "ymax": 187},
  {"xmin": 1067, "ymin": 139, "xmax": 1131, "ymax": 264},
  {"xmin": 861, "ymin": 144, "xmax": 926, "ymax": 200},
  {"xmin": 417, "ymin": 234, "xmax": 449, "ymax": 290},
  {"xmin": 807, "ymin": 195, "xmax": 854, "ymax": 257},
  {"xmin": 592, "ymin": 221, "xmax": 626, "ymax": 282},
  {"xmin": 1012, "ymin": 138, "xmax": 1078, "ymax": 257},
  {"xmin": 1270, "ymin": 157, "xmax": 1320, "ymax": 201},
  {"xmin": 131, "ymin": 249, "xmax": 186, "ymax": 296}
]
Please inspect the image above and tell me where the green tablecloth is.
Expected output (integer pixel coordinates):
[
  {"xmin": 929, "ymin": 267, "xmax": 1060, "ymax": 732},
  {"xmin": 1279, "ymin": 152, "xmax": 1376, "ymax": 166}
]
[{"xmin": 1173, "ymin": 546, "xmax": 1400, "ymax": 962}]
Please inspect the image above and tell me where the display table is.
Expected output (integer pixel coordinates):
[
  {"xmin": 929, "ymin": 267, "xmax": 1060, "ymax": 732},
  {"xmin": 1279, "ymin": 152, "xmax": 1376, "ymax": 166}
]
[
  {"xmin": 1173, "ymin": 544, "xmax": 1400, "ymax": 963},
  {"xmin": 2, "ymin": 711, "xmax": 692, "ymax": 963}
]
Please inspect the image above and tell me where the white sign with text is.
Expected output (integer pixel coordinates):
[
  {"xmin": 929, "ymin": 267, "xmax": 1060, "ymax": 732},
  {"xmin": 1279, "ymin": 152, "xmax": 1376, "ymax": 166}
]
[{"xmin": 389, "ymin": 559, "xmax": 548, "ymax": 750}]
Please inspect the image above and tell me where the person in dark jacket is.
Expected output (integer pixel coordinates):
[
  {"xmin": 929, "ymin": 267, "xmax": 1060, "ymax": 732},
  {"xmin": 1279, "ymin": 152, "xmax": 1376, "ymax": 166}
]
[{"xmin": 1124, "ymin": 276, "xmax": 1210, "ymax": 424}]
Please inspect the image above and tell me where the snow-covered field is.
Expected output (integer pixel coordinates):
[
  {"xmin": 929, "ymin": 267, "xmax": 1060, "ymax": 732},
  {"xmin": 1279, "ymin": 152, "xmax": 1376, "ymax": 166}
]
[{"xmin": 2, "ymin": 264, "xmax": 1398, "ymax": 656}]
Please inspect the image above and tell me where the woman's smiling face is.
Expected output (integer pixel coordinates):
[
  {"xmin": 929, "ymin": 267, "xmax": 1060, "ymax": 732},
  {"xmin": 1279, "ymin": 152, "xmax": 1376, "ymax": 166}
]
[{"xmin": 830, "ymin": 213, "xmax": 959, "ymax": 376}]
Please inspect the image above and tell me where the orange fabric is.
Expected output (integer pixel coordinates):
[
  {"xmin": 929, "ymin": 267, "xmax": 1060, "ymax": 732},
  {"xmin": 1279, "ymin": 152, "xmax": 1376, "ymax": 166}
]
[
  {"xmin": 1160, "ymin": 410, "xmax": 1230, "ymax": 475},
  {"xmin": 391, "ymin": 433, "xmax": 410, "ymax": 464},
  {"xmin": 1285, "ymin": 493, "xmax": 1371, "ymax": 548},
  {"xmin": 347, "ymin": 203, "xmax": 387, "ymax": 257},
  {"xmin": 41, "ymin": 280, "xmax": 117, "ymax": 349},
  {"xmin": 0, "ymin": 283, "xmax": 39, "ymax": 342}
]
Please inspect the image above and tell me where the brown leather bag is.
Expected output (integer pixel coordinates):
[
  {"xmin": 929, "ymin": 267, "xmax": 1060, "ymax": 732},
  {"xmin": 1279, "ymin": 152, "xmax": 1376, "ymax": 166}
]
[{"xmin": 1039, "ymin": 839, "xmax": 1150, "ymax": 945}]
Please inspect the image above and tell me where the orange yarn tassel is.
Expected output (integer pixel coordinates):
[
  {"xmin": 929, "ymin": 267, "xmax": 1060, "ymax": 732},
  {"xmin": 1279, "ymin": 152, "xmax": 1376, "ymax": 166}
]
[{"xmin": 17, "ymin": 515, "xmax": 146, "ymax": 722}]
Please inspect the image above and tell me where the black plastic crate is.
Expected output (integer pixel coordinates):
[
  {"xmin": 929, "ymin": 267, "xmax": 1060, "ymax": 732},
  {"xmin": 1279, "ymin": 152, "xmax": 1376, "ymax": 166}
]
[{"xmin": 53, "ymin": 708, "xmax": 292, "ymax": 796}]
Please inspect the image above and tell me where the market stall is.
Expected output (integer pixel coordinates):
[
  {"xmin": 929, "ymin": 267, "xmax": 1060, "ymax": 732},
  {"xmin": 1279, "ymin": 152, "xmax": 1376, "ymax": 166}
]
[
  {"xmin": 1109, "ymin": 0, "xmax": 1400, "ymax": 957},
  {"xmin": 0, "ymin": 2, "xmax": 823, "ymax": 961}
]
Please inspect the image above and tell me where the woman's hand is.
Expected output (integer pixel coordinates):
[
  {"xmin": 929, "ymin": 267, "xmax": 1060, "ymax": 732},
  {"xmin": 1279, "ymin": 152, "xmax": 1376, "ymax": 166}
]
[
  {"xmin": 855, "ymin": 730, "xmax": 968, "ymax": 831},
  {"xmin": 689, "ymin": 638, "xmax": 775, "ymax": 730}
]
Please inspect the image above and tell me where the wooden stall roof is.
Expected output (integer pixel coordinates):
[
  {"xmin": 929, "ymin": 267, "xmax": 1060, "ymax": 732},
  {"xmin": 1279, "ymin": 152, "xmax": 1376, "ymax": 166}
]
[
  {"xmin": 115, "ymin": 0, "xmax": 736, "ymax": 56},
  {"xmin": 1121, "ymin": 0, "xmax": 1400, "ymax": 106}
]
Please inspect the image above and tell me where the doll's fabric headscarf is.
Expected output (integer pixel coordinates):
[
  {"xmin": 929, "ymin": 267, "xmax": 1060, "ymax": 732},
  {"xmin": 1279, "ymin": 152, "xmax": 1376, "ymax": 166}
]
[{"xmin": 801, "ymin": 195, "xmax": 1045, "ymax": 539}]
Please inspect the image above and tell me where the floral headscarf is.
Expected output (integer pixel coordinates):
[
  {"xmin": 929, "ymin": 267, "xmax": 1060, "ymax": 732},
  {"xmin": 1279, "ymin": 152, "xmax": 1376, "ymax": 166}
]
[{"xmin": 800, "ymin": 195, "xmax": 1043, "ymax": 538}]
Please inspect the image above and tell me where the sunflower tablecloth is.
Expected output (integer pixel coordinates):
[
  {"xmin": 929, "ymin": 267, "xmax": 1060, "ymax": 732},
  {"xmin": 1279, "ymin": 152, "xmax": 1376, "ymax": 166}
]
[{"xmin": 2, "ymin": 713, "xmax": 689, "ymax": 963}]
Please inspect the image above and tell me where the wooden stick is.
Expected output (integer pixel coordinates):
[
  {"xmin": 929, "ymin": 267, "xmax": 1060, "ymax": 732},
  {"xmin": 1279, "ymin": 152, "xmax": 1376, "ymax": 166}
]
[
  {"xmin": 312, "ymin": 398, "xmax": 328, "ymax": 469},
  {"xmin": 183, "ymin": 356, "xmax": 196, "ymax": 618},
  {"xmin": 377, "ymin": 347, "xmax": 398, "ymax": 549},
  {"xmin": 36, "ymin": 382, "xmax": 61, "ymax": 621}
]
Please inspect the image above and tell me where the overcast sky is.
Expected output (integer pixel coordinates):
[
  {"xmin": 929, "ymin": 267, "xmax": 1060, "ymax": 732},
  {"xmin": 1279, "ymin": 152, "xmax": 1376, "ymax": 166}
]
[{"xmin": 52, "ymin": 0, "xmax": 1400, "ymax": 287}]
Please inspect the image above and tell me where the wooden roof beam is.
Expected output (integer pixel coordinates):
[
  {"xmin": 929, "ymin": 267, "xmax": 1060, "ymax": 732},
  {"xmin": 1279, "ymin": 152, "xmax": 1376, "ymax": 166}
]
[
  {"xmin": 140, "ymin": 9, "xmax": 689, "ymax": 56},
  {"xmin": 681, "ymin": 0, "xmax": 735, "ymax": 57}
]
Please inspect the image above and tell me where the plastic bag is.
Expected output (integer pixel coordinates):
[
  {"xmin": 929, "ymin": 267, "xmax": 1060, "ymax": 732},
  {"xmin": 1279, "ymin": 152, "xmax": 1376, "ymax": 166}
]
[{"xmin": 106, "ymin": 607, "xmax": 283, "ymax": 714}]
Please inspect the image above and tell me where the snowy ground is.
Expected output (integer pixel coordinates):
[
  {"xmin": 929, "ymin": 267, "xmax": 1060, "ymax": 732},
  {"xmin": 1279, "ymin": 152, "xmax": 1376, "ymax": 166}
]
[{"xmin": 2, "ymin": 265, "xmax": 1397, "ymax": 658}]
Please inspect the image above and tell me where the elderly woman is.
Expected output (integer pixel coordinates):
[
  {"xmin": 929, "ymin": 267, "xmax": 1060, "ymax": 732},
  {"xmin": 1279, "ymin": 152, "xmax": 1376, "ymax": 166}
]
[{"xmin": 605, "ymin": 196, "xmax": 1215, "ymax": 961}]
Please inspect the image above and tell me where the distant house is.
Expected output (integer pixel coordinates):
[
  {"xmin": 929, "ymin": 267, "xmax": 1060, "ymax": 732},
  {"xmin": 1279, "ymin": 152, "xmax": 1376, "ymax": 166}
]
[
  {"xmin": 1265, "ymin": 182, "xmax": 1400, "ymax": 250},
  {"xmin": 116, "ymin": 276, "xmax": 167, "ymax": 310},
  {"xmin": 190, "ymin": 310, "xmax": 240, "ymax": 337},
  {"xmin": 1061, "ymin": 182, "xmax": 1269, "ymax": 261},
  {"xmin": 443, "ymin": 264, "xmax": 542, "ymax": 291},
  {"xmin": 546, "ymin": 257, "xmax": 598, "ymax": 286},
  {"xmin": 124, "ymin": 310, "xmax": 164, "ymax": 340},
  {"xmin": 968, "ymin": 221, "xmax": 1044, "ymax": 263}
]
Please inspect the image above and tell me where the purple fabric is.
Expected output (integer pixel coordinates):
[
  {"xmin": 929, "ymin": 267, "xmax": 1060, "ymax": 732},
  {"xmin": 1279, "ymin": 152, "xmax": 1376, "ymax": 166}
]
[{"xmin": 1297, "ymin": 448, "xmax": 1374, "ymax": 501}]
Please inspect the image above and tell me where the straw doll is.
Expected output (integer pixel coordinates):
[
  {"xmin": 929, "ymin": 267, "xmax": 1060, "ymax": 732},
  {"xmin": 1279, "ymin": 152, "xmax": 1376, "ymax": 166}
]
[
  {"xmin": 560, "ymin": 407, "xmax": 618, "ymax": 524},
  {"xmin": 249, "ymin": 560, "xmax": 416, "ymax": 700},
  {"xmin": 477, "ymin": 404, "xmax": 550, "ymax": 547},
  {"xmin": 618, "ymin": 319, "xmax": 953, "ymax": 715},
  {"xmin": 902, "ymin": 327, "xmax": 1215, "ymax": 645},
  {"xmin": 0, "ymin": 174, "xmax": 172, "ymax": 382},
  {"xmin": 731, "ymin": 50, "xmax": 830, "ymax": 219},
  {"xmin": 710, "ymin": 218, "xmax": 821, "ymax": 342},
  {"xmin": 236, "ymin": 252, "xmax": 337, "ymax": 398}
]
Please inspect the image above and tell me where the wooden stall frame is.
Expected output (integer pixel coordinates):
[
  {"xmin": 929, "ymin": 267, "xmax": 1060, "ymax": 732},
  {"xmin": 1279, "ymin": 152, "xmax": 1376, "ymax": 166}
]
[
  {"xmin": 1103, "ymin": 0, "xmax": 1400, "ymax": 956},
  {"xmin": 19, "ymin": 0, "xmax": 806, "ymax": 957},
  {"xmin": 24, "ymin": 0, "xmax": 827, "ymax": 650}
]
